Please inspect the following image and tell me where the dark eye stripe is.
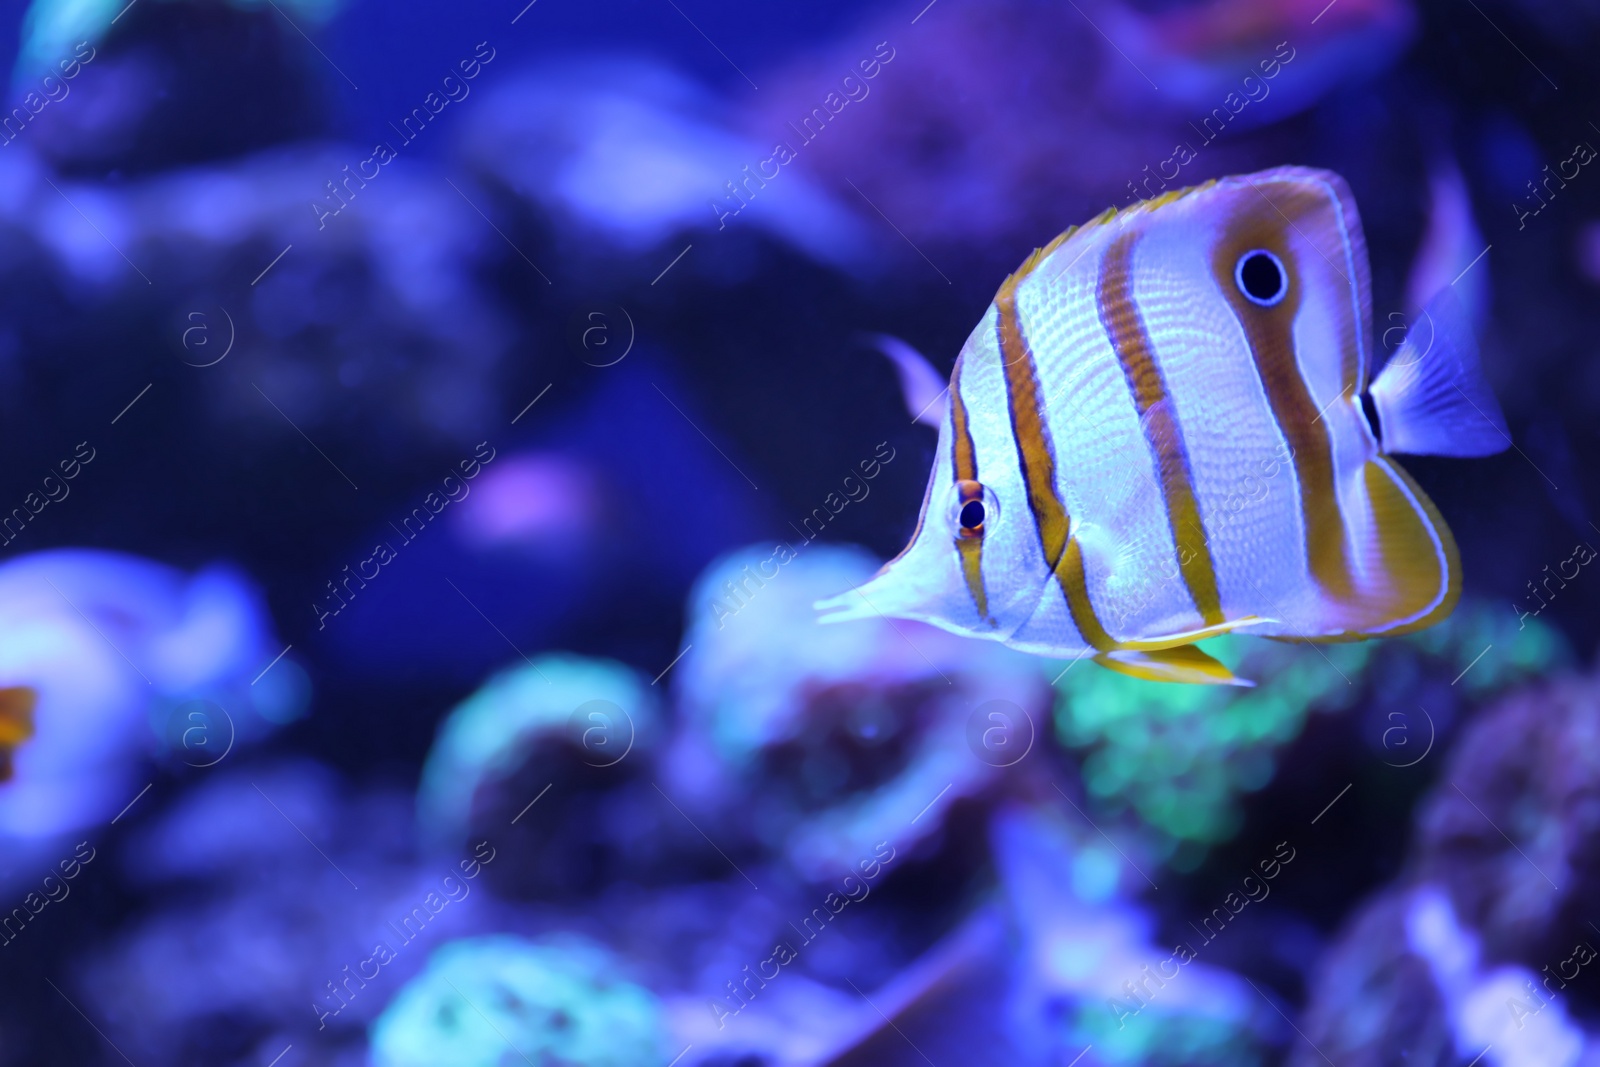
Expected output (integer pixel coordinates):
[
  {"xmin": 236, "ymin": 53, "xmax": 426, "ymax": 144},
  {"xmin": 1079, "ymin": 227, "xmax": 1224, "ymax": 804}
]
[{"xmin": 948, "ymin": 360, "xmax": 992, "ymax": 623}]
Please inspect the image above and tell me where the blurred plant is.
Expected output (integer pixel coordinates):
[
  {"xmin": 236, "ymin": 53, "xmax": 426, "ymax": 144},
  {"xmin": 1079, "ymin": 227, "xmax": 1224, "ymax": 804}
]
[
  {"xmin": 369, "ymin": 934, "xmax": 667, "ymax": 1067},
  {"xmin": 1070, "ymin": 1007, "xmax": 1264, "ymax": 1067},
  {"xmin": 1056, "ymin": 634, "xmax": 1367, "ymax": 864},
  {"xmin": 1054, "ymin": 601, "xmax": 1566, "ymax": 865}
]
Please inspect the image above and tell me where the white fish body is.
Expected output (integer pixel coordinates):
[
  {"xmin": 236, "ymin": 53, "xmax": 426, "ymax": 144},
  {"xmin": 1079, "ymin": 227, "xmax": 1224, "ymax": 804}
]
[{"xmin": 819, "ymin": 167, "xmax": 1509, "ymax": 685}]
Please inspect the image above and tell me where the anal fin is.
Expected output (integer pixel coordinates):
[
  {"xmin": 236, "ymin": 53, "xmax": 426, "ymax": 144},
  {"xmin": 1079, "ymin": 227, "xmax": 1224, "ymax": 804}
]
[
  {"xmin": 1093, "ymin": 644, "xmax": 1253, "ymax": 687},
  {"xmin": 1117, "ymin": 614, "xmax": 1275, "ymax": 651}
]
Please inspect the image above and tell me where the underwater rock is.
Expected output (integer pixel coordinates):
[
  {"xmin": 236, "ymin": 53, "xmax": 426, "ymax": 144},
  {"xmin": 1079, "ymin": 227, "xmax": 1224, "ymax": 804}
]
[
  {"xmin": 17, "ymin": 0, "xmax": 341, "ymax": 84},
  {"xmin": 1295, "ymin": 883, "xmax": 1596, "ymax": 1067},
  {"xmin": 1292, "ymin": 887, "xmax": 1455, "ymax": 1065},
  {"xmin": 369, "ymin": 934, "xmax": 667, "ymax": 1067},
  {"xmin": 663, "ymin": 542, "xmax": 1053, "ymax": 883},
  {"xmin": 994, "ymin": 802, "xmax": 1273, "ymax": 1066},
  {"xmin": 1412, "ymin": 668, "xmax": 1600, "ymax": 960},
  {"xmin": 16, "ymin": 0, "xmax": 333, "ymax": 174},
  {"xmin": 1295, "ymin": 664, "xmax": 1600, "ymax": 1065},
  {"xmin": 80, "ymin": 760, "xmax": 511, "ymax": 1064},
  {"xmin": 457, "ymin": 58, "xmax": 875, "ymax": 274},
  {"xmin": 0, "ymin": 135, "xmax": 515, "ymax": 443}
]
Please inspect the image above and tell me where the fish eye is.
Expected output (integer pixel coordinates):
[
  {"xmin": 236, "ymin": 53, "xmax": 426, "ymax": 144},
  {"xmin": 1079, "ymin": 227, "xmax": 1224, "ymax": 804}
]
[
  {"xmin": 1235, "ymin": 249, "xmax": 1288, "ymax": 306},
  {"xmin": 947, "ymin": 479, "xmax": 997, "ymax": 539}
]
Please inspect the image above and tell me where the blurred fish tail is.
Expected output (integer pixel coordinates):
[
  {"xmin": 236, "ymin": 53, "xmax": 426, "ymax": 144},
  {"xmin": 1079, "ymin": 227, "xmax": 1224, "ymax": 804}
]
[{"xmin": 1368, "ymin": 288, "xmax": 1509, "ymax": 458}]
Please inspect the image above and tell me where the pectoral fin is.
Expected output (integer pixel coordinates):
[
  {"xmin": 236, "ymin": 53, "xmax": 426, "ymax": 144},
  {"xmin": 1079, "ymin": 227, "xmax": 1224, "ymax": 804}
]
[{"xmin": 1093, "ymin": 645, "xmax": 1253, "ymax": 687}]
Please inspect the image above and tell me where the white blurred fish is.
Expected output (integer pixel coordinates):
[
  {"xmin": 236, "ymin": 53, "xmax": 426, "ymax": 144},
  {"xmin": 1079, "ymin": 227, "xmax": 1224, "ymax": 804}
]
[{"xmin": 821, "ymin": 166, "xmax": 1508, "ymax": 686}]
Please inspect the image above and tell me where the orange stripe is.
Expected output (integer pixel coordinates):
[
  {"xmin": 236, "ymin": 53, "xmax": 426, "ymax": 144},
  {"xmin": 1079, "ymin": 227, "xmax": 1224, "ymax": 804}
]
[
  {"xmin": 994, "ymin": 263, "xmax": 1116, "ymax": 651},
  {"xmin": 948, "ymin": 360, "xmax": 991, "ymax": 621},
  {"xmin": 1361, "ymin": 457, "xmax": 1459, "ymax": 634},
  {"xmin": 1211, "ymin": 224, "xmax": 1352, "ymax": 602},
  {"xmin": 1098, "ymin": 230, "xmax": 1224, "ymax": 626}
]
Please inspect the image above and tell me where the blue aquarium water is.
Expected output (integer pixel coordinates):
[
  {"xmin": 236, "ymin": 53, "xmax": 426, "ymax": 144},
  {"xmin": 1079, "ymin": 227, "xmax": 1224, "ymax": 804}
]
[{"xmin": 0, "ymin": 0, "xmax": 1592, "ymax": 1063}]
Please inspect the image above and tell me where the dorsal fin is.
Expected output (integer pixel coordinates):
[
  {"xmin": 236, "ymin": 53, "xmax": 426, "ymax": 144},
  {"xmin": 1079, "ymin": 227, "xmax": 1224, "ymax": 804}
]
[{"xmin": 1000, "ymin": 179, "xmax": 1223, "ymax": 288}]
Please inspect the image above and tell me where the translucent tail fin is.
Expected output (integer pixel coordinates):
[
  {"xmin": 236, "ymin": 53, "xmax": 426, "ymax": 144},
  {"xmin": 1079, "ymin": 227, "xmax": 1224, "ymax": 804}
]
[{"xmin": 1368, "ymin": 288, "xmax": 1509, "ymax": 458}]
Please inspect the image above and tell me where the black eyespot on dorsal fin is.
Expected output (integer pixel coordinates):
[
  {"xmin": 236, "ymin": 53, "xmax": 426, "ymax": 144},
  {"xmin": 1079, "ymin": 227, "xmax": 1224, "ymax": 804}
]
[{"xmin": 1360, "ymin": 389, "xmax": 1383, "ymax": 446}]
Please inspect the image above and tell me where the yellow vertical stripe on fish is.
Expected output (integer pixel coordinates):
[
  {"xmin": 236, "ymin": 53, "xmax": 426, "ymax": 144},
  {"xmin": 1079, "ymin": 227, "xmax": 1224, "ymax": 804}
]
[
  {"xmin": 1356, "ymin": 456, "xmax": 1459, "ymax": 634},
  {"xmin": 1098, "ymin": 229, "xmax": 1225, "ymax": 627},
  {"xmin": 1210, "ymin": 191, "xmax": 1354, "ymax": 605},
  {"xmin": 995, "ymin": 261, "xmax": 1116, "ymax": 652}
]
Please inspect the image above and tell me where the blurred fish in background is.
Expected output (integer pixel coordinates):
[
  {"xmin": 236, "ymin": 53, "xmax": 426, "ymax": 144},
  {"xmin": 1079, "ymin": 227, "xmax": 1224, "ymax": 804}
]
[{"xmin": 0, "ymin": 550, "xmax": 296, "ymax": 853}]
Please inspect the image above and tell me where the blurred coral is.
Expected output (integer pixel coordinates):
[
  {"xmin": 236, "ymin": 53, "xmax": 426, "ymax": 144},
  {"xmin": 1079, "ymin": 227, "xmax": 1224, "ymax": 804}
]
[
  {"xmin": 369, "ymin": 935, "xmax": 667, "ymax": 1067},
  {"xmin": 740, "ymin": 0, "xmax": 1416, "ymax": 255},
  {"xmin": 1054, "ymin": 600, "xmax": 1566, "ymax": 865},
  {"xmin": 417, "ymin": 654, "xmax": 661, "ymax": 879},
  {"xmin": 664, "ymin": 543, "xmax": 1053, "ymax": 882},
  {"xmin": 1296, "ymin": 663, "xmax": 1600, "ymax": 1065}
]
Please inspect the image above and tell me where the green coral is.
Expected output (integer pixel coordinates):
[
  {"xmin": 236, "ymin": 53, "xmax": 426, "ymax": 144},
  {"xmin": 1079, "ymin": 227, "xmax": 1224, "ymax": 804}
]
[
  {"xmin": 1054, "ymin": 602, "xmax": 1566, "ymax": 862},
  {"xmin": 1404, "ymin": 593, "xmax": 1567, "ymax": 694},
  {"xmin": 1069, "ymin": 1001, "xmax": 1264, "ymax": 1067},
  {"xmin": 370, "ymin": 935, "xmax": 666, "ymax": 1067}
]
